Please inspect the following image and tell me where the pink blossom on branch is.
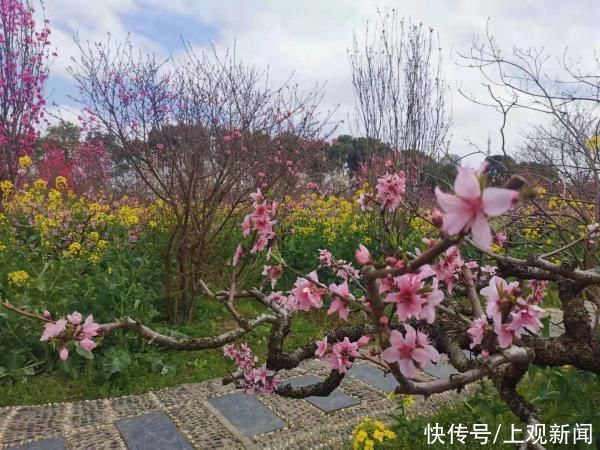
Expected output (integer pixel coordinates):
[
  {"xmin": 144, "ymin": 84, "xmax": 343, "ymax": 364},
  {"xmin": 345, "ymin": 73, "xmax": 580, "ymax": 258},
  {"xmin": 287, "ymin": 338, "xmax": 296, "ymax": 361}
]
[
  {"xmin": 318, "ymin": 335, "xmax": 370, "ymax": 374},
  {"xmin": 434, "ymin": 166, "xmax": 518, "ymax": 249},
  {"xmin": 262, "ymin": 265, "xmax": 283, "ymax": 288},
  {"xmin": 480, "ymin": 275, "xmax": 520, "ymax": 325},
  {"xmin": 290, "ymin": 271, "xmax": 324, "ymax": 311},
  {"xmin": 382, "ymin": 325, "xmax": 439, "ymax": 379},
  {"xmin": 355, "ymin": 244, "xmax": 373, "ymax": 265},
  {"xmin": 39, "ymin": 312, "xmax": 101, "ymax": 361},
  {"xmin": 432, "ymin": 246, "xmax": 463, "ymax": 293},
  {"xmin": 375, "ymin": 171, "xmax": 407, "ymax": 212},
  {"xmin": 224, "ymin": 343, "xmax": 280, "ymax": 394},
  {"xmin": 383, "ymin": 268, "xmax": 442, "ymax": 323},
  {"xmin": 467, "ymin": 315, "xmax": 491, "ymax": 349},
  {"xmin": 327, "ymin": 280, "xmax": 354, "ymax": 321}
]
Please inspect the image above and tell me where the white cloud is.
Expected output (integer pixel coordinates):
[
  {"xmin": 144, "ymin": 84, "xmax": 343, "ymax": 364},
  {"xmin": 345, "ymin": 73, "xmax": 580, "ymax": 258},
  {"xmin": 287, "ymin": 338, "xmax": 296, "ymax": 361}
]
[{"xmin": 43, "ymin": 0, "xmax": 600, "ymax": 164}]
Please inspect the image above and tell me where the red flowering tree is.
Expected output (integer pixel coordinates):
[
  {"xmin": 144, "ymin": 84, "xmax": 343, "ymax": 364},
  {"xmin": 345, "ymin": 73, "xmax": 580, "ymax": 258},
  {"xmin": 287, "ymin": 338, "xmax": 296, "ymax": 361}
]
[
  {"xmin": 36, "ymin": 137, "xmax": 111, "ymax": 193},
  {"xmin": 0, "ymin": 0, "xmax": 50, "ymax": 182}
]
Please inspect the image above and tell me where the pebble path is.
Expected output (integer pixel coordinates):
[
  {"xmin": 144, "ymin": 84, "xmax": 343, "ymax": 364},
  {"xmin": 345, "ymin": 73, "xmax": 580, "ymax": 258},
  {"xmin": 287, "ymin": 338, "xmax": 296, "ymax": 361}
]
[{"xmin": 0, "ymin": 305, "xmax": 594, "ymax": 450}]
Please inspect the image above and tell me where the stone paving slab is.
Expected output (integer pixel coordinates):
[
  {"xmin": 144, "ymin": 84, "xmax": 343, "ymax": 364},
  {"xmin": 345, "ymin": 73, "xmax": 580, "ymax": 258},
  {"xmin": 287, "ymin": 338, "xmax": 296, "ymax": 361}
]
[
  {"xmin": 349, "ymin": 363, "xmax": 399, "ymax": 393},
  {"xmin": 116, "ymin": 411, "xmax": 193, "ymax": 450},
  {"xmin": 284, "ymin": 375, "xmax": 360, "ymax": 412},
  {"xmin": 424, "ymin": 361, "xmax": 459, "ymax": 379},
  {"xmin": 208, "ymin": 392, "xmax": 285, "ymax": 437}
]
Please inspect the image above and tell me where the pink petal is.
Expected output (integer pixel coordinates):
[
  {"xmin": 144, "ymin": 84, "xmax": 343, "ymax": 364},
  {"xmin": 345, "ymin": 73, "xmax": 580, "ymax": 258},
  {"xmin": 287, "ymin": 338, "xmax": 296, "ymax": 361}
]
[
  {"xmin": 79, "ymin": 338, "xmax": 97, "ymax": 352},
  {"xmin": 482, "ymin": 188, "xmax": 516, "ymax": 216},
  {"xmin": 388, "ymin": 329, "xmax": 404, "ymax": 347},
  {"xmin": 399, "ymin": 358, "xmax": 417, "ymax": 378},
  {"xmin": 454, "ymin": 167, "xmax": 481, "ymax": 199},
  {"xmin": 403, "ymin": 324, "xmax": 417, "ymax": 346},
  {"xmin": 471, "ymin": 213, "xmax": 492, "ymax": 249},
  {"xmin": 382, "ymin": 346, "xmax": 401, "ymax": 363},
  {"xmin": 59, "ymin": 346, "xmax": 69, "ymax": 361},
  {"xmin": 434, "ymin": 187, "xmax": 463, "ymax": 212}
]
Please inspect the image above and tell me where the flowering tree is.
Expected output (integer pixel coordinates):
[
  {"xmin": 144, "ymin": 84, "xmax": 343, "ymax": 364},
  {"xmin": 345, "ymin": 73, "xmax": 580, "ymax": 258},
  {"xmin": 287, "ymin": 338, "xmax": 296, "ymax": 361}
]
[
  {"xmin": 5, "ymin": 162, "xmax": 600, "ymax": 446},
  {"xmin": 68, "ymin": 38, "xmax": 332, "ymax": 323},
  {"xmin": 460, "ymin": 29, "xmax": 600, "ymax": 326},
  {"xmin": 0, "ymin": 0, "xmax": 51, "ymax": 183}
]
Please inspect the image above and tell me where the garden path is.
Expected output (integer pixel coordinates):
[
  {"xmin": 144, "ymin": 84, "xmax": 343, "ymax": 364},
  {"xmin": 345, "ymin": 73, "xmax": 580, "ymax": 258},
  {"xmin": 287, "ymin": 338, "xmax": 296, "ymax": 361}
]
[
  {"xmin": 0, "ymin": 306, "xmax": 593, "ymax": 450},
  {"xmin": 0, "ymin": 358, "xmax": 467, "ymax": 450}
]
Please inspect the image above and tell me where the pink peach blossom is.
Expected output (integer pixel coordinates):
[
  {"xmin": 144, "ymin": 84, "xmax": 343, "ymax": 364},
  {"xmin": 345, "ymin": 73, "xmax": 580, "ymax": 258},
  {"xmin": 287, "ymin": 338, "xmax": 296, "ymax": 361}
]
[
  {"xmin": 79, "ymin": 338, "xmax": 97, "ymax": 352},
  {"xmin": 315, "ymin": 337, "xmax": 329, "ymax": 357},
  {"xmin": 435, "ymin": 166, "xmax": 517, "ymax": 249},
  {"xmin": 355, "ymin": 244, "xmax": 373, "ymax": 265},
  {"xmin": 291, "ymin": 271, "xmax": 323, "ymax": 311},
  {"xmin": 382, "ymin": 325, "xmax": 439, "ymax": 378},
  {"xmin": 376, "ymin": 171, "xmax": 406, "ymax": 212},
  {"xmin": 467, "ymin": 315, "xmax": 489, "ymax": 349},
  {"xmin": 40, "ymin": 319, "xmax": 67, "ymax": 341},
  {"xmin": 480, "ymin": 276, "xmax": 520, "ymax": 325},
  {"xmin": 67, "ymin": 311, "xmax": 83, "ymax": 325}
]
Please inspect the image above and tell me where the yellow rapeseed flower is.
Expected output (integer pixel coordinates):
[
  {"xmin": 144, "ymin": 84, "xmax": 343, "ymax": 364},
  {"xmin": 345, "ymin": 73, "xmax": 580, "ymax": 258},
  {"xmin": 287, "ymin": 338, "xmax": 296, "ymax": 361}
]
[
  {"xmin": 87, "ymin": 231, "xmax": 100, "ymax": 242},
  {"xmin": 8, "ymin": 270, "xmax": 30, "ymax": 287},
  {"xmin": 18, "ymin": 155, "xmax": 33, "ymax": 169},
  {"xmin": 1, "ymin": 180, "xmax": 14, "ymax": 195},
  {"xmin": 88, "ymin": 253, "xmax": 101, "ymax": 264},
  {"xmin": 55, "ymin": 176, "xmax": 68, "ymax": 190},
  {"xmin": 67, "ymin": 242, "xmax": 82, "ymax": 257}
]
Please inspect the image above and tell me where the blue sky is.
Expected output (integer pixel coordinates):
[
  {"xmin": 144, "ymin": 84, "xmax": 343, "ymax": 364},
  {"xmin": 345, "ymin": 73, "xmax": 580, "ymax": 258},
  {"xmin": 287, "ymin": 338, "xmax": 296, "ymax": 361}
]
[{"xmin": 42, "ymin": 0, "xmax": 600, "ymax": 163}]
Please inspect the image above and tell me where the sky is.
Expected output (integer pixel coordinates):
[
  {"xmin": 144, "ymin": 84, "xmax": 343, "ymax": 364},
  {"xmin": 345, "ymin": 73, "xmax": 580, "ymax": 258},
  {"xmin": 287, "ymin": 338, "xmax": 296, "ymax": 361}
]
[{"xmin": 41, "ymin": 0, "xmax": 600, "ymax": 165}]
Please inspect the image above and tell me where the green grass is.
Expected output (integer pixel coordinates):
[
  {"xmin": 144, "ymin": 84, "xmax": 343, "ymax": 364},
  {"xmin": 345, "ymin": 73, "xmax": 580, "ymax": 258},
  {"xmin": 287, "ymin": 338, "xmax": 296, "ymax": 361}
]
[{"xmin": 0, "ymin": 297, "xmax": 346, "ymax": 406}]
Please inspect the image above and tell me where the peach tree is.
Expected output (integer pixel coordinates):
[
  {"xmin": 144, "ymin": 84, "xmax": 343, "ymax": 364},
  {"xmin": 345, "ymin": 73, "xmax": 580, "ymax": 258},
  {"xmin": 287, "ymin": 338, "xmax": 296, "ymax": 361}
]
[{"xmin": 4, "ymin": 161, "xmax": 600, "ymax": 448}]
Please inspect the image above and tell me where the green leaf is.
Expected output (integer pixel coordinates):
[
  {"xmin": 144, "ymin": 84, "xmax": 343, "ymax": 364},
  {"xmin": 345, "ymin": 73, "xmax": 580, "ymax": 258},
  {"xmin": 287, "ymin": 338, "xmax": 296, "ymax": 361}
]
[
  {"xmin": 75, "ymin": 342, "xmax": 94, "ymax": 360},
  {"xmin": 102, "ymin": 348, "xmax": 131, "ymax": 377}
]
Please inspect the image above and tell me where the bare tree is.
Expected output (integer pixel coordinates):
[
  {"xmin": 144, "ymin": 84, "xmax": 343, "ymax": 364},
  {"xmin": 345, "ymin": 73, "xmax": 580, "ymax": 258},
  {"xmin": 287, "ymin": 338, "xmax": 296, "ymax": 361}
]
[
  {"xmin": 349, "ymin": 9, "xmax": 451, "ymax": 184},
  {"xmin": 459, "ymin": 26, "xmax": 600, "ymax": 341}
]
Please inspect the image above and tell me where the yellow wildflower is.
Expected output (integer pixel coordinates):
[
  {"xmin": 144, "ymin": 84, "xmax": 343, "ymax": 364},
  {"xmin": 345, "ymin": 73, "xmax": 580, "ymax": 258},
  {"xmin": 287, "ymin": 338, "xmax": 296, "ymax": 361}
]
[
  {"xmin": 67, "ymin": 242, "xmax": 82, "ymax": 257},
  {"xmin": 18, "ymin": 155, "xmax": 33, "ymax": 169},
  {"xmin": 87, "ymin": 231, "xmax": 100, "ymax": 242},
  {"xmin": 355, "ymin": 430, "xmax": 367, "ymax": 443},
  {"xmin": 402, "ymin": 395, "xmax": 415, "ymax": 408},
  {"xmin": 8, "ymin": 270, "xmax": 30, "ymax": 287},
  {"xmin": 1, "ymin": 180, "xmax": 14, "ymax": 195},
  {"xmin": 55, "ymin": 176, "xmax": 68, "ymax": 190}
]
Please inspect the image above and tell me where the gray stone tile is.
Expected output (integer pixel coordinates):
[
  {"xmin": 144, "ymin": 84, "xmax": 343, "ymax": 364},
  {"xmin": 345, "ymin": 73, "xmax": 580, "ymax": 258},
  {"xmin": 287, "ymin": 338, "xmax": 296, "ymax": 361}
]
[
  {"xmin": 116, "ymin": 411, "xmax": 193, "ymax": 450},
  {"xmin": 349, "ymin": 363, "xmax": 399, "ymax": 393},
  {"xmin": 7, "ymin": 437, "xmax": 67, "ymax": 450},
  {"xmin": 208, "ymin": 392, "xmax": 285, "ymax": 437},
  {"xmin": 284, "ymin": 375, "xmax": 360, "ymax": 413},
  {"xmin": 423, "ymin": 361, "xmax": 459, "ymax": 379}
]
